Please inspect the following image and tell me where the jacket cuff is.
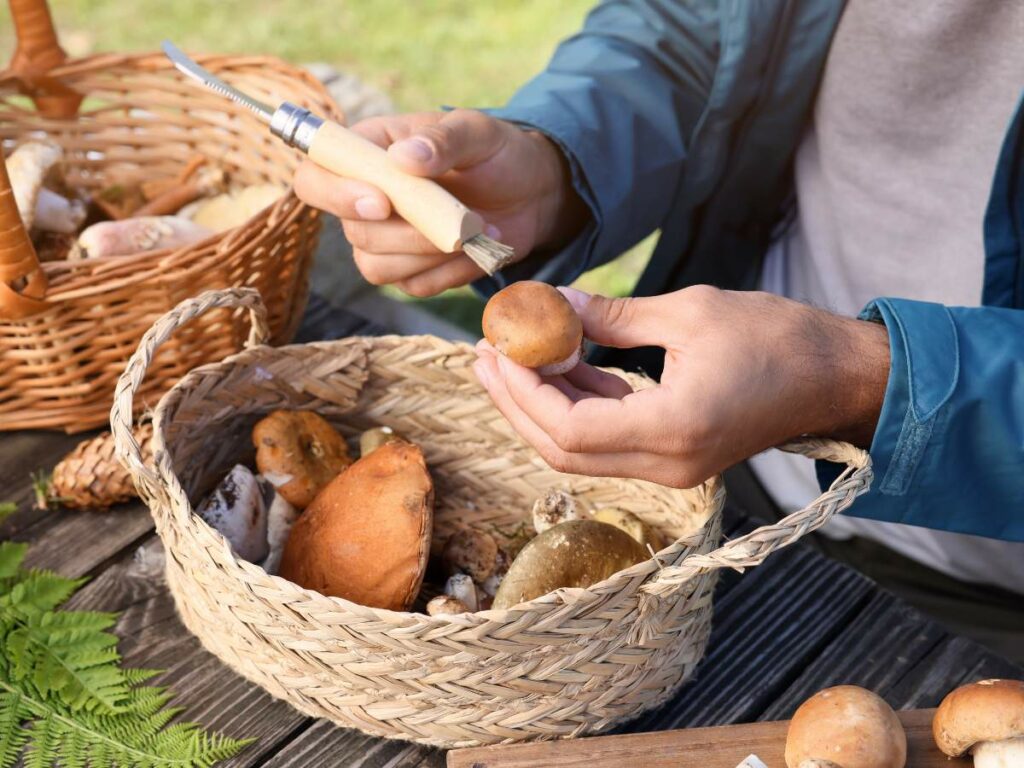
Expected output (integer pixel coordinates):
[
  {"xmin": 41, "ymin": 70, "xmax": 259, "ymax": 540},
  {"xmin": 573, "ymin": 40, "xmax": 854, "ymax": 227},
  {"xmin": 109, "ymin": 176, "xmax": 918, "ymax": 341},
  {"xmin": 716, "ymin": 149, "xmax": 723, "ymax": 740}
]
[{"xmin": 816, "ymin": 297, "xmax": 959, "ymax": 520}]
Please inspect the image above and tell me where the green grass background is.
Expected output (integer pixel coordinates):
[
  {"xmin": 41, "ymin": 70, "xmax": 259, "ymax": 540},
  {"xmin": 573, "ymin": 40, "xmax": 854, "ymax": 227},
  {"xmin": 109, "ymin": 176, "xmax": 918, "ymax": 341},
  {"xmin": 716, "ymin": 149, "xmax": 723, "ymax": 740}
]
[{"xmin": 1, "ymin": 1, "xmax": 653, "ymax": 331}]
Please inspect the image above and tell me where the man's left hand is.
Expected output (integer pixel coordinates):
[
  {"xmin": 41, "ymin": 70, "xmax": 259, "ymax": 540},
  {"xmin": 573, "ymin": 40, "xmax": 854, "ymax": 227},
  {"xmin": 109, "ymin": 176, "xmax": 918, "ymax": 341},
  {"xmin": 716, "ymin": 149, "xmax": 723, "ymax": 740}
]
[{"xmin": 473, "ymin": 285, "xmax": 890, "ymax": 488}]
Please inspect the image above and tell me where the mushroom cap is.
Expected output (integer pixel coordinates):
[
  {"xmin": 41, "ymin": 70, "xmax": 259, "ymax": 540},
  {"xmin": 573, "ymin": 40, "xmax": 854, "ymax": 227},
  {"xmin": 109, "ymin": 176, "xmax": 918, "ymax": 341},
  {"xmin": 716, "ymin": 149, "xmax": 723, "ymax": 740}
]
[
  {"xmin": 441, "ymin": 527, "xmax": 499, "ymax": 582},
  {"xmin": 933, "ymin": 679, "xmax": 1024, "ymax": 757},
  {"xmin": 482, "ymin": 281, "xmax": 583, "ymax": 370},
  {"xmin": 278, "ymin": 441, "xmax": 433, "ymax": 611},
  {"xmin": 7, "ymin": 141, "xmax": 64, "ymax": 231},
  {"xmin": 785, "ymin": 686, "xmax": 906, "ymax": 768},
  {"xmin": 253, "ymin": 410, "xmax": 352, "ymax": 510},
  {"xmin": 492, "ymin": 519, "xmax": 648, "ymax": 610}
]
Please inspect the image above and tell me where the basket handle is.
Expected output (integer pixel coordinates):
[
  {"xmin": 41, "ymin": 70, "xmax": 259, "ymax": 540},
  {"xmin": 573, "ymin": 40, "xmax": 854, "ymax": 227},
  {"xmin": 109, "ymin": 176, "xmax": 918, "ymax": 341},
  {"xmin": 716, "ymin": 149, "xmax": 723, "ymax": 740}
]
[
  {"xmin": 110, "ymin": 287, "xmax": 270, "ymax": 505},
  {"xmin": 0, "ymin": 152, "xmax": 49, "ymax": 319},
  {"xmin": 628, "ymin": 438, "xmax": 871, "ymax": 643},
  {"xmin": 646, "ymin": 438, "xmax": 871, "ymax": 593},
  {"xmin": 7, "ymin": 0, "xmax": 83, "ymax": 118}
]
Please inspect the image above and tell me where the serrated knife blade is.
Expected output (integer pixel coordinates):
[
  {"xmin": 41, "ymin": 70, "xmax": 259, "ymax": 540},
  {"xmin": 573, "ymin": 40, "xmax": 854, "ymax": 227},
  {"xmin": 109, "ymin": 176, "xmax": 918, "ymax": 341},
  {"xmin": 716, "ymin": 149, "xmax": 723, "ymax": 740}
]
[{"xmin": 161, "ymin": 40, "xmax": 274, "ymax": 123}]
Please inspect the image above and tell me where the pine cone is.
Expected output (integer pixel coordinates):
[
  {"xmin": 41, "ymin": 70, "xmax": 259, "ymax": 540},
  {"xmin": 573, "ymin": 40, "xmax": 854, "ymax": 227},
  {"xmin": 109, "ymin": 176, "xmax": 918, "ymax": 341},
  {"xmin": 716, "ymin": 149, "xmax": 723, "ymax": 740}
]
[{"xmin": 50, "ymin": 424, "xmax": 153, "ymax": 510}]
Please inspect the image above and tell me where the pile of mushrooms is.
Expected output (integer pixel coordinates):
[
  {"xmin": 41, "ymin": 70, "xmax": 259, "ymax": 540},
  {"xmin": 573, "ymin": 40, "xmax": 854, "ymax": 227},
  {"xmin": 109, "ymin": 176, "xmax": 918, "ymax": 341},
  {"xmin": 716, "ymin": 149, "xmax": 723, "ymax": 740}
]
[{"xmin": 3, "ymin": 140, "xmax": 285, "ymax": 260}]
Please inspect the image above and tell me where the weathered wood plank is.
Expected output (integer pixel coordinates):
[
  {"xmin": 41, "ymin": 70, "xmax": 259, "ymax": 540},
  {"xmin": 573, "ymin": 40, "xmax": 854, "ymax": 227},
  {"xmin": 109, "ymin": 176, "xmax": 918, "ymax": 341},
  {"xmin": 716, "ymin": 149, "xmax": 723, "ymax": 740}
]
[
  {"xmin": 447, "ymin": 709, "xmax": 952, "ymax": 768},
  {"xmin": 259, "ymin": 720, "xmax": 444, "ymax": 768},
  {"xmin": 623, "ymin": 542, "xmax": 873, "ymax": 733},
  {"xmin": 65, "ymin": 538, "xmax": 310, "ymax": 767},
  {"xmin": 758, "ymin": 590, "xmax": 950, "ymax": 720}
]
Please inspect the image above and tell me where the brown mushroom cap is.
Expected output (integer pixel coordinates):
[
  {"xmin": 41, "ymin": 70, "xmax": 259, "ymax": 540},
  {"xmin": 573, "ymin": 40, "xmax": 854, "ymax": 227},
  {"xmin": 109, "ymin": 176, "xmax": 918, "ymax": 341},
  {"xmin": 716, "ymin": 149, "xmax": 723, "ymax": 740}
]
[
  {"xmin": 482, "ymin": 281, "xmax": 583, "ymax": 373},
  {"xmin": 785, "ymin": 686, "xmax": 906, "ymax": 768},
  {"xmin": 492, "ymin": 519, "xmax": 648, "ymax": 610},
  {"xmin": 278, "ymin": 441, "xmax": 433, "ymax": 611},
  {"xmin": 253, "ymin": 410, "xmax": 352, "ymax": 510},
  {"xmin": 933, "ymin": 679, "xmax": 1024, "ymax": 757}
]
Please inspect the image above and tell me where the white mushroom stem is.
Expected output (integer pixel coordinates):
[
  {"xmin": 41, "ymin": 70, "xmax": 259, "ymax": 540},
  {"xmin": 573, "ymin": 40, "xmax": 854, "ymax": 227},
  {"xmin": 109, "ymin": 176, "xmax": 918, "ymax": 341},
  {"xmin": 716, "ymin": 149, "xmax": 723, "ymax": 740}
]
[
  {"xmin": 973, "ymin": 738, "xmax": 1024, "ymax": 768},
  {"xmin": 7, "ymin": 141, "xmax": 64, "ymax": 231},
  {"xmin": 531, "ymin": 490, "xmax": 584, "ymax": 534},
  {"xmin": 798, "ymin": 761, "xmax": 842, "ymax": 768},
  {"xmin": 444, "ymin": 574, "xmax": 479, "ymax": 612},
  {"xmin": 34, "ymin": 188, "xmax": 87, "ymax": 234},
  {"xmin": 426, "ymin": 595, "xmax": 470, "ymax": 616},
  {"xmin": 72, "ymin": 216, "xmax": 212, "ymax": 259}
]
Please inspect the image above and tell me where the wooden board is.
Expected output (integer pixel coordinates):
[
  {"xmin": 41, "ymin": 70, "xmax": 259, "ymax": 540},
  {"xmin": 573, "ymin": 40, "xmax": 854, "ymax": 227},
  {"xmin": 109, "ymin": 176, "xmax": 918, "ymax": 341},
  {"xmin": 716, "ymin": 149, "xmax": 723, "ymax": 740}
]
[{"xmin": 446, "ymin": 709, "xmax": 966, "ymax": 768}]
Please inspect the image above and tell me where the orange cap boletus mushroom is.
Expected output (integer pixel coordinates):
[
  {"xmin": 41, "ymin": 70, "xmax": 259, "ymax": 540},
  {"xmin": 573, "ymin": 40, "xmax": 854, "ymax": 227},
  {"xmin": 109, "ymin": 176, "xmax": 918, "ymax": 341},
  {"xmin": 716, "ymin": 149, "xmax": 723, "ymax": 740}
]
[{"xmin": 482, "ymin": 280, "xmax": 583, "ymax": 376}]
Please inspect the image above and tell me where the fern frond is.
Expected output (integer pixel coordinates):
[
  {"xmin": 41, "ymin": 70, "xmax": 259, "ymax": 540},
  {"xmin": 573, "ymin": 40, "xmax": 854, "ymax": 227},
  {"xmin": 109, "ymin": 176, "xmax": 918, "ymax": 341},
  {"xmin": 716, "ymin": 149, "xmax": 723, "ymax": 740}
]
[
  {"xmin": 3, "ymin": 569, "xmax": 85, "ymax": 617},
  {"xmin": 0, "ymin": 543, "xmax": 26, "ymax": 582},
  {"xmin": 0, "ymin": 692, "xmax": 31, "ymax": 768}
]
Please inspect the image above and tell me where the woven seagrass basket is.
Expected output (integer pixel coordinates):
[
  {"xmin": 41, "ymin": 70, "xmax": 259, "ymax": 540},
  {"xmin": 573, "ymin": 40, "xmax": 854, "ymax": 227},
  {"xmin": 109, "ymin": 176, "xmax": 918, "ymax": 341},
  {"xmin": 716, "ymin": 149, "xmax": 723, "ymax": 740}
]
[
  {"xmin": 111, "ymin": 288, "xmax": 874, "ymax": 748},
  {"xmin": 0, "ymin": 0, "xmax": 340, "ymax": 432}
]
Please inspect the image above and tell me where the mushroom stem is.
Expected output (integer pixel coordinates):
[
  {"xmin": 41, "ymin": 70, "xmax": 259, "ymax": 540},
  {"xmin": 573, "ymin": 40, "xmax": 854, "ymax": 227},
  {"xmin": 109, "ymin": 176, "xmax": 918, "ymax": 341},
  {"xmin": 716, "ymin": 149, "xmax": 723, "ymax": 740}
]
[
  {"xmin": 797, "ymin": 761, "xmax": 843, "ymax": 768},
  {"xmin": 34, "ymin": 187, "xmax": 86, "ymax": 234},
  {"xmin": 7, "ymin": 141, "xmax": 65, "ymax": 231},
  {"xmin": 973, "ymin": 738, "xmax": 1024, "ymax": 768}
]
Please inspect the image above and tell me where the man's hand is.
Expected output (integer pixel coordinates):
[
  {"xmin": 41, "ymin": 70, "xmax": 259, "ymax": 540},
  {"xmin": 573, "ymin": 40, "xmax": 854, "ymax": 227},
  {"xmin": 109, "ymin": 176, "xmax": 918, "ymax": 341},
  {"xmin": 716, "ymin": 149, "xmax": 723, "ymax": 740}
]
[
  {"xmin": 294, "ymin": 109, "xmax": 588, "ymax": 297},
  {"xmin": 473, "ymin": 285, "xmax": 890, "ymax": 488}
]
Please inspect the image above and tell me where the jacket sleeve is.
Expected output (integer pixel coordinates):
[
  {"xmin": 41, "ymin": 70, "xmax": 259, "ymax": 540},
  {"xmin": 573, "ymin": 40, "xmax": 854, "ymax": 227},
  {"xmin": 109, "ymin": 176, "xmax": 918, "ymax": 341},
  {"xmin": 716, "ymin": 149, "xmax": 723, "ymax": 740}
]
[
  {"xmin": 818, "ymin": 299, "xmax": 1024, "ymax": 542},
  {"xmin": 474, "ymin": 0, "xmax": 720, "ymax": 295}
]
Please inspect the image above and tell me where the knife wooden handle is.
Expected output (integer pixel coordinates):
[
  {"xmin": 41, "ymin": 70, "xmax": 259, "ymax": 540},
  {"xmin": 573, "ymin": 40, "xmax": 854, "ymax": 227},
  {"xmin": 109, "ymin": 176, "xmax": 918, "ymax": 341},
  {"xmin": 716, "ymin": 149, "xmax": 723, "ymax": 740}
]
[{"xmin": 306, "ymin": 120, "xmax": 485, "ymax": 253}]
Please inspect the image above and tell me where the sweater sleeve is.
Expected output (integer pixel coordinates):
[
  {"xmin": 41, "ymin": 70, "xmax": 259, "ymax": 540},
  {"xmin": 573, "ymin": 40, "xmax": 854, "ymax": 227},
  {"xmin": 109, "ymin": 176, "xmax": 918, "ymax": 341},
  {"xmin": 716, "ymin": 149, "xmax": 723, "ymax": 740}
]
[{"xmin": 473, "ymin": 0, "xmax": 721, "ymax": 295}]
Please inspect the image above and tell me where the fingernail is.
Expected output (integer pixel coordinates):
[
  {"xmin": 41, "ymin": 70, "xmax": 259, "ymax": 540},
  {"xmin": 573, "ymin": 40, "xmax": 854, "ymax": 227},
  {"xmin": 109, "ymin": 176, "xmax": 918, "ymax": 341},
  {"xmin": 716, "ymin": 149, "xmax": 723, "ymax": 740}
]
[
  {"xmin": 484, "ymin": 223, "xmax": 502, "ymax": 240},
  {"xmin": 473, "ymin": 360, "xmax": 491, "ymax": 388},
  {"xmin": 557, "ymin": 286, "xmax": 592, "ymax": 314},
  {"xmin": 392, "ymin": 138, "xmax": 434, "ymax": 164},
  {"xmin": 354, "ymin": 196, "xmax": 387, "ymax": 220}
]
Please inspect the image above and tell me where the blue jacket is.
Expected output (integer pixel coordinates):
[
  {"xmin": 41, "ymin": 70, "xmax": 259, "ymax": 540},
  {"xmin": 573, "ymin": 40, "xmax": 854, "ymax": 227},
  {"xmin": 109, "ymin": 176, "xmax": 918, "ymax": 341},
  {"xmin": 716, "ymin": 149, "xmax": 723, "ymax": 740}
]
[{"xmin": 479, "ymin": 0, "xmax": 1024, "ymax": 542}]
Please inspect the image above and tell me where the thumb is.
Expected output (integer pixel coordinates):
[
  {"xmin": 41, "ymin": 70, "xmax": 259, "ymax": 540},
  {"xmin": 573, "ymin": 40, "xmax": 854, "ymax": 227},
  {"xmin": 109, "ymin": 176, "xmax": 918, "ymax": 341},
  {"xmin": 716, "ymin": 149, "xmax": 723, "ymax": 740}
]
[
  {"xmin": 388, "ymin": 109, "xmax": 504, "ymax": 177},
  {"xmin": 558, "ymin": 287, "xmax": 668, "ymax": 349}
]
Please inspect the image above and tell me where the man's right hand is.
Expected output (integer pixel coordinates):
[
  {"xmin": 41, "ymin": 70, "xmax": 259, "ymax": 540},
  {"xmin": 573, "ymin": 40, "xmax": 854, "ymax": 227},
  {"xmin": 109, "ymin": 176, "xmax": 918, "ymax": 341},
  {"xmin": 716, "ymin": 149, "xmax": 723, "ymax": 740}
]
[{"xmin": 294, "ymin": 109, "xmax": 588, "ymax": 296}]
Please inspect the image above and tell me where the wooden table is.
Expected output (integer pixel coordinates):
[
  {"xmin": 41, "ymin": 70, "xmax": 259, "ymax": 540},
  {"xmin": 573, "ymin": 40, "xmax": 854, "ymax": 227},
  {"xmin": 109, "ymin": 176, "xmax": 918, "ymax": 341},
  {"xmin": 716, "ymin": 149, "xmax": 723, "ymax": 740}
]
[{"xmin": 1, "ymin": 295, "xmax": 1019, "ymax": 767}]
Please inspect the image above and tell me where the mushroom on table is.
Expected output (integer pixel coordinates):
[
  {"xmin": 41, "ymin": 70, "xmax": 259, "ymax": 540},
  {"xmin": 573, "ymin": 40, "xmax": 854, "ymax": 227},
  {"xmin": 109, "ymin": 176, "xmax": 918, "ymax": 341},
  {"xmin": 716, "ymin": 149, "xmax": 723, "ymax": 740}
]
[
  {"xmin": 784, "ymin": 685, "xmax": 906, "ymax": 768},
  {"xmin": 933, "ymin": 679, "xmax": 1024, "ymax": 768}
]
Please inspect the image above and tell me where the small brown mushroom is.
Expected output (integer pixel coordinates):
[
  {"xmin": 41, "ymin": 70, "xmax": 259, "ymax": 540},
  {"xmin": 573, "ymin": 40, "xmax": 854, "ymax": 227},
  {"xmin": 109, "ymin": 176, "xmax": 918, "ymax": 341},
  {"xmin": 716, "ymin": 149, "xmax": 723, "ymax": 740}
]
[
  {"xmin": 785, "ymin": 685, "xmax": 906, "ymax": 768},
  {"xmin": 592, "ymin": 508, "xmax": 665, "ymax": 552},
  {"xmin": 492, "ymin": 519, "xmax": 648, "ymax": 610},
  {"xmin": 531, "ymin": 490, "xmax": 584, "ymax": 534},
  {"xmin": 359, "ymin": 426, "xmax": 407, "ymax": 457},
  {"xmin": 253, "ymin": 410, "xmax": 353, "ymax": 510},
  {"xmin": 480, "ymin": 547, "xmax": 512, "ymax": 597},
  {"xmin": 482, "ymin": 281, "xmax": 583, "ymax": 376},
  {"xmin": 441, "ymin": 527, "xmax": 499, "ymax": 582},
  {"xmin": 933, "ymin": 679, "xmax": 1024, "ymax": 767},
  {"xmin": 426, "ymin": 594, "xmax": 470, "ymax": 616}
]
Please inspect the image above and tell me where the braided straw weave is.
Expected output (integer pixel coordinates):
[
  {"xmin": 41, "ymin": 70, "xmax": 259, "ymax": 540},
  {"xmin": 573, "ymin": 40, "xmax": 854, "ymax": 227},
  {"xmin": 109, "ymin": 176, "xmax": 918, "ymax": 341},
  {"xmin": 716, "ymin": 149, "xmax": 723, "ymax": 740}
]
[
  {"xmin": 111, "ymin": 288, "xmax": 874, "ymax": 748},
  {"xmin": 0, "ymin": 0, "xmax": 340, "ymax": 432}
]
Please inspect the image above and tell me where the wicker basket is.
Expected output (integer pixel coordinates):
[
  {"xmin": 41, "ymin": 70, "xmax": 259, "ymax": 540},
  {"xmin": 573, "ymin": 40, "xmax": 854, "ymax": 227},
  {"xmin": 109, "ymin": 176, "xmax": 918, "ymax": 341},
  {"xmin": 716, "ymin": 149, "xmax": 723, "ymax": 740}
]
[
  {"xmin": 0, "ymin": 0, "xmax": 341, "ymax": 432},
  {"xmin": 111, "ymin": 288, "xmax": 873, "ymax": 748}
]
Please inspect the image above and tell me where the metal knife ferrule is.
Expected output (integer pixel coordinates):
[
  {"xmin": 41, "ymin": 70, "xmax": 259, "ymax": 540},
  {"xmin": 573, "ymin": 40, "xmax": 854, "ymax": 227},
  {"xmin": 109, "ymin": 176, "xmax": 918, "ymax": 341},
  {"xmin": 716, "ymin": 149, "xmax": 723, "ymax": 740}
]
[{"xmin": 270, "ymin": 103, "xmax": 324, "ymax": 154}]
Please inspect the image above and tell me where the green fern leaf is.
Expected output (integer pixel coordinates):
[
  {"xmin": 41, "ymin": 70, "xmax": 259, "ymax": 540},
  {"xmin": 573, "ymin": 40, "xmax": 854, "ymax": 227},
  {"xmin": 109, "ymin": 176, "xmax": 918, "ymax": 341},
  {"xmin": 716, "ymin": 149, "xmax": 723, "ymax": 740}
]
[
  {"xmin": 0, "ymin": 692, "xmax": 30, "ymax": 768},
  {"xmin": 0, "ymin": 505, "xmax": 15, "ymax": 527},
  {"xmin": 0, "ymin": 543, "xmax": 26, "ymax": 582},
  {"xmin": 0, "ymin": 548, "xmax": 251, "ymax": 767}
]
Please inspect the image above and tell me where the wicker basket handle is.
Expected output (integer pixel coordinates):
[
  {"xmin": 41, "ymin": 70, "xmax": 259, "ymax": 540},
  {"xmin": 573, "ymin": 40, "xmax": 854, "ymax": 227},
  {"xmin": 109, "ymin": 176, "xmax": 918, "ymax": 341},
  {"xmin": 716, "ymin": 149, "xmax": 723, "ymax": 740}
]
[
  {"xmin": 643, "ymin": 438, "xmax": 872, "ymax": 599},
  {"xmin": 6, "ymin": 0, "xmax": 83, "ymax": 117},
  {"xmin": 111, "ymin": 287, "xmax": 270, "ymax": 504},
  {"xmin": 0, "ymin": 153, "xmax": 49, "ymax": 319}
]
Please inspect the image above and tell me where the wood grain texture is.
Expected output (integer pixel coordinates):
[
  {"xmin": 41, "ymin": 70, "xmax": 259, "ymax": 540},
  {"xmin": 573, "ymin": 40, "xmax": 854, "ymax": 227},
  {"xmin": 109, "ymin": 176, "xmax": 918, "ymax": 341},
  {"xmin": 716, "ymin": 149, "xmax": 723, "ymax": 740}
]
[
  {"xmin": 259, "ymin": 719, "xmax": 444, "ymax": 768},
  {"xmin": 446, "ymin": 709, "xmax": 964, "ymax": 768}
]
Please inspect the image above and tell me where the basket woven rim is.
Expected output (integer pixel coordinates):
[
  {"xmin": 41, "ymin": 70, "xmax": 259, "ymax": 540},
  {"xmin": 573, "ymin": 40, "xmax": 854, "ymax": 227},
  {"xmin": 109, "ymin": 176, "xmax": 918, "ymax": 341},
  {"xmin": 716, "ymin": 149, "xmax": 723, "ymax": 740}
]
[{"xmin": 150, "ymin": 332, "xmax": 727, "ymax": 625}]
